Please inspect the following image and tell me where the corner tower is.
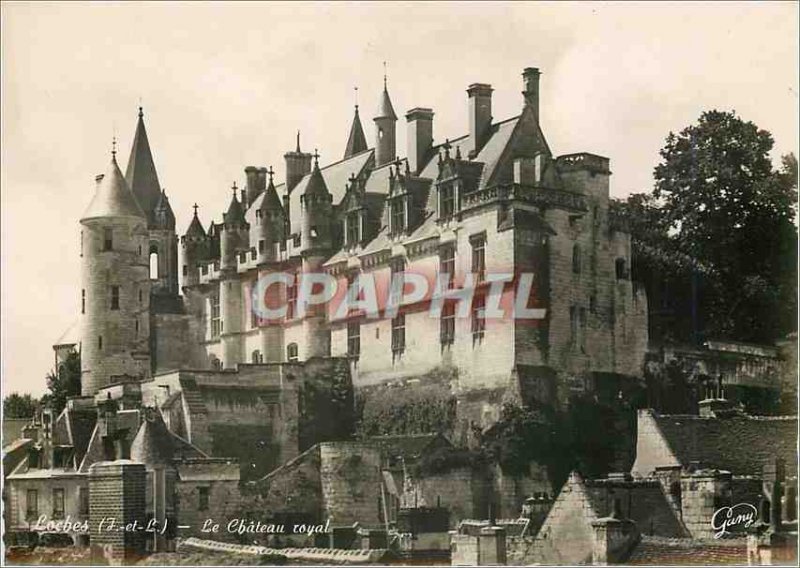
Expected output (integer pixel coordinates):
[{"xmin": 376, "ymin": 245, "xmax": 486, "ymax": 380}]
[
  {"xmin": 373, "ymin": 77, "xmax": 397, "ymax": 167},
  {"xmin": 80, "ymin": 148, "xmax": 151, "ymax": 396}
]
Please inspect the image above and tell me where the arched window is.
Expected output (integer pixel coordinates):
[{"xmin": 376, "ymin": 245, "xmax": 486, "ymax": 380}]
[
  {"xmin": 210, "ymin": 356, "xmax": 222, "ymax": 371},
  {"xmin": 615, "ymin": 258, "xmax": 628, "ymax": 280},
  {"xmin": 251, "ymin": 350, "xmax": 262, "ymax": 364},
  {"xmin": 572, "ymin": 244, "xmax": 582, "ymax": 274},
  {"xmin": 149, "ymin": 245, "xmax": 159, "ymax": 279},
  {"xmin": 287, "ymin": 343, "xmax": 298, "ymax": 363}
]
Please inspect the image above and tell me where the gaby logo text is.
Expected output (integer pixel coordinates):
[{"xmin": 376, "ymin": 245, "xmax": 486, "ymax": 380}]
[{"xmin": 711, "ymin": 503, "xmax": 758, "ymax": 538}]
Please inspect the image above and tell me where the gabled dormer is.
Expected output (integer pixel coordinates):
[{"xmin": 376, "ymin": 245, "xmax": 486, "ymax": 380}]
[
  {"xmin": 435, "ymin": 140, "xmax": 484, "ymax": 222},
  {"xmin": 386, "ymin": 160, "xmax": 412, "ymax": 238},
  {"xmin": 341, "ymin": 173, "xmax": 367, "ymax": 250}
]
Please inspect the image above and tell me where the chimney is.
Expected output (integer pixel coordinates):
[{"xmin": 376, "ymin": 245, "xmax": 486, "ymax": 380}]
[
  {"xmin": 522, "ymin": 67, "xmax": 541, "ymax": 119},
  {"xmin": 244, "ymin": 166, "xmax": 261, "ymax": 203},
  {"xmin": 467, "ymin": 83, "xmax": 493, "ymax": 158},
  {"xmin": 406, "ymin": 108, "xmax": 434, "ymax": 175},
  {"xmin": 285, "ymin": 133, "xmax": 313, "ymax": 193}
]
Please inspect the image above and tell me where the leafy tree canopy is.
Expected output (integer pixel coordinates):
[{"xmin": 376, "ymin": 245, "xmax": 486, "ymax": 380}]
[
  {"xmin": 613, "ymin": 110, "xmax": 797, "ymax": 343},
  {"xmin": 41, "ymin": 351, "xmax": 81, "ymax": 416},
  {"xmin": 3, "ymin": 392, "xmax": 38, "ymax": 418}
]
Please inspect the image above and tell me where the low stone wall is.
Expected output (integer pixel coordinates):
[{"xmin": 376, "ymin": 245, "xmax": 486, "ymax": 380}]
[{"xmin": 178, "ymin": 536, "xmax": 388, "ymax": 564}]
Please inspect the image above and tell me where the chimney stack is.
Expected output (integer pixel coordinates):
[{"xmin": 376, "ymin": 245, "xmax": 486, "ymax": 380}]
[
  {"xmin": 522, "ymin": 67, "xmax": 541, "ymax": 120},
  {"xmin": 406, "ymin": 108, "xmax": 434, "ymax": 175},
  {"xmin": 467, "ymin": 83, "xmax": 492, "ymax": 158}
]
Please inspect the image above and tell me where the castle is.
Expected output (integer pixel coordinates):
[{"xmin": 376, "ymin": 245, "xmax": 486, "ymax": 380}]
[{"xmin": 58, "ymin": 65, "xmax": 647, "ymax": 427}]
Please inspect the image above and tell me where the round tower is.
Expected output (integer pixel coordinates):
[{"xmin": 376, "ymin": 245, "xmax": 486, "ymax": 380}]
[
  {"xmin": 220, "ymin": 185, "xmax": 249, "ymax": 368},
  {"xmin": 374, "ymin": 77, "xmax": 398, "ymax": 167},
  {"xmin": 257, "ymin": 167, "xmax": 285, "ymax": 264},
  {"xmin": 80, "ymin": 150, "xmax": 151, "ymax": 396},
  {"xmin": 180, "ymin": 204, "xmax": 208, "ymax": 288}
]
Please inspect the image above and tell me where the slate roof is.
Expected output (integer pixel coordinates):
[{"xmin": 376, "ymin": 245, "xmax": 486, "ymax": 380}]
[
  {"xmin": 81, "ymin": 154, "xmax": 145, "ymax": 221},
  {"xmin": 224, "ymin": 192, "xmax": 246, "ymax": 226},
  {"xmin": 344, "ymin": 107, "xmax": 368, "ymax": 158},
  {"xmin": 125, "ymin": 108, "xmax": 162, "ymax": 223},
  {"xmin": 130, "ymin": 409, "xmax": 207, "ymax": 464},
  {"xmin": 626, "ymin": 536, "xmax": 748, "ymax": 565},
  {"xmin": 375, "ymin": 86, "xmax": 397, "ymax": 120},
  {"xmin": 152, "ymin": 189, "xmax": 176, "ymax": 230},
  {"xmin": 650, "ymin": 411, "xmax": 797, "ymax": 476},
  {"xmin": 185, "ymin": 210, "xmax": 206, "ymax": 238}
]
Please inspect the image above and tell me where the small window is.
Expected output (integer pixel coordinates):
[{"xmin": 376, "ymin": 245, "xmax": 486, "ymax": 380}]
[
  {"xmin": 81, "ymin": 289, "xmax": 86, "ymax": 314},
  {"xmin": 198, "ymin": 486, "xmax": 209, "ymax": 511},
  {"xmin": 258, "ymin": 239, "xmax": 265, "ymax": 253},
  {"xmin": 210, "ymin": 357, "xmax": 222, "ymax": 370},
  {"xmin": 287, "ymin": 343, "xmax": 299, "ymax": 363},
  {"xmin": 110, "ymin": 285, "xmax": 120, "ymax": 310},
  {"xmin": 389, "ymin": 257, "xmax": 405, "ymax": 306},
  {"xmin": 471, "ymin": 234, "xmax": 486, "ymax": 283},
  {"xmin": 251, "ymin": 350, "xmax": 262, "ymax": 364},
  {"xmin": 98, "ymin": 335, "xmax": 103, "ymax": 350},
  {"xmin": 391, "ymin": 314, "xmax": 405, "ymax": 355},
  {"xmin": 472, "ymin": 295, "xmax": 486, "ymax": 343},
  {"xmin": 615, "ymin": 258, "xmax": 628, "ymax": 280},
  {"xmin": 79, "ymin": 487, "xmax": 89, "ymax": 517},
  {"xmin": 346, "ymin": 210, "xmax": 361, "ymax": 247},
  {"xmin": 182, "ymin": 265, "xmax": 188, "ymax": 276},
  {"xmin": 26, "ymin": 489, "xmax": 38, "ymax": 521},
  {"xmin": 210, "ymin": 294, "xmax": 221, "ymax": 337},
  {"xmin": 440, "ymin": 244, "xmax": 456, "ymax": 290},
  {"xmin": 149, "ymin": 250, "xmax": 159, "ymax": 279},
  {"xmin": 139, "ymin": 289, "xmax": 143, "ymax": 304},
  {"xmin": 103, "ymin": 228, "xmax": 113, "ymax": 251},
  {"xmin": 441, "ymin": 302, "xmax": 455, "ymax": 346},
  {"xmin": 572, "ymin": 244, "xmax": 582, "ymax": 274},
  {"xmin": 347, "ymin": 321, "xmax": 361, "ymax": 359},
  {"xmin": 390, "ymin": 198, "xmax": 406, "ymax": 236},
  {"xmin": 286, "ymin": 273, "xmax": 298, "ymax": 320},
  {"xmin": 440, "ymin": 184, "xmax": 456, "ymax": 219},
  {"xmin": 135, "ymin": 319, "xmax": 139, "ymax": 337},
  {"xmin": 52, "ymin": 488, "xmax": 65, "ymax": 520}
]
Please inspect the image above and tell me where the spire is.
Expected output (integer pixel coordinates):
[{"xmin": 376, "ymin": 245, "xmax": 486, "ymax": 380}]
[
  {"xmin": 82, "ymin": 152, "xmax": 145, "ymax": 221},
  {"xmin": 224, "ymin": 183, "xmax": 246, "ymax": 226},
  {"xmin": 375, "ymin": 80, "xmax": 398, "ymax": 121},
  {"xmin": 260, "ymin": 166, "xmax": 284, "ymax": 214},
  {"xmin": 344, "ymin": 103, "xmax": 368, "ymax": 158},
  {"xmin": 296, "ymin": 130, "xmax": 301, "ymax": 153},
  {"xmin": 303, "ymin": 151, "xmax": 331, "ymax": 201},
  {"xmin": 125, "ymin": 106, "xmax": 162, "ymax": 226},
  {"xmin": 185, "ymin": 203, "xmax": 206, "ymax": 238}
]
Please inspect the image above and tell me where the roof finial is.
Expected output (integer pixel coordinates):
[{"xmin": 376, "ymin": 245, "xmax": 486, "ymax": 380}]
[
  {"xmin": 267, "ymin": 166, "xmax": 274, "ymax": 182},
  {"xmin": 138, "ymin": 101, "xmax": 143, "ymax": 118},
  {"xmin": 354, "ymin": 86, "xmax": 359, "ymax": 110},
  {"xmin": 192, "ymin": 203, "xmax": 199, "ymax": 217},
  {"xmin": 296, "ymin": 130, "xmax": 301, "ymax": 153},
  {"xmin": 111, "ymin": 135, "xmax": 117, "ymax": 159},
  {"xmin": 232, "ymin": 182, "xmax": 238, "ymax": 198},
  {"xmin": 313, "ymin": 148, "xmax": 320, "ymax": 167},
  {"xmin": 383, "ymin": 61, "xmax": 388, "ymax": 90}
]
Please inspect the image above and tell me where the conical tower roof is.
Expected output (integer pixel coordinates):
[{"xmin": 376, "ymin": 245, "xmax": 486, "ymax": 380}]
[
  {"xmin": 224, "ymin": 187, "xmax": 246, "ymax": 226},
  {"xmin": 260, "ymin": 177, "xmax": 284, "ymax": 215},
  {"xmin": 81, "ymin": 152, "xmax": 145, "ymax": 222},
  {"xmin": 375, "ymin": 85, "xmax": 397, "ymax": 121},
  {"xmin": 152, "ymin": 189, "xmax": 176, "ymax": 230},
  {"xmin": 125, "ymin": 107, "xmax": 162, "ymax": 225},
  {"xmin": 130, "ymin": 409, "xmax": 176, "ymax": 465},
  {"xmin": 303, "ymin": 155, "xmax": 331, "ymax": 201},
  {"xmin": 185, "ymin": 205, "xmax": 206, "ymax": 238},
  {"xmin": 344, "ymin": 106, "xmax": 368, "ymax": 158}
]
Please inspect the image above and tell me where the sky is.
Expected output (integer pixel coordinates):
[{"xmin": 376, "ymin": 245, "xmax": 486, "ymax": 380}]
[{"xmin": 2, "ymin": 1, "xmax": 798, "ymax": 397}]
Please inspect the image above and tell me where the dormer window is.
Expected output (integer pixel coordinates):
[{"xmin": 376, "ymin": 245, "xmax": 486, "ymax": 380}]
[
  {"xmin": 346, "ymin": 210, "xmax": 361, "ymax": 247},
  {"xmin": 390, "ymin": 197, "xmax": 406, "ymax": 236},
  {"xmin": 439, "ymin": 183, "xmax": 456, "ymax": 220}
]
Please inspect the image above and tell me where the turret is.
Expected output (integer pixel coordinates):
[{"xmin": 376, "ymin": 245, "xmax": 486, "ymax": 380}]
[
  {"xmin": 256, "ymin": 167, "xmax": 285, "ymax": 264},
  {"xmin": 299, "ymin": 151, "xmax": 333, "ymax": 256},
  {"xmin": 344, "ymin": 104, "xmax": 368, "ymax": 159},
  {"xmin": 220, "ymin": 184, "xmax": 249, "ymax": 271},
  {"xmin": 374, "ymin": 77, "xmax": 397, "ymax": 167},
  {"xmin": 180, "ymin": 204, "xmax": 207, "ymax": 288},
  {"xmin": 149, "ymin": 189, "xmax": 179, "ymax": 296},
  {"xmin": 284, "ymin": 132, "xmax": 313, "ymax": 193},
  {"xmin": 80, "ymin": 147, "xmax": 151, "ymax": 396}
]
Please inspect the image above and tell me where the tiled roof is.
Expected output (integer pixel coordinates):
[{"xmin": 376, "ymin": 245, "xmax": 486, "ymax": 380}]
[
  {"xmin": 344, "ymin": 107, "xmax": 368, "ymax": 158},
  {"xmin": 625, "ymin": 536, "xmax": 747, "ymax": 565},
  {"xmin": 652, "ymin": 411, "xmax": 797, "ymax": 476},
  {"xmin": 375, "ymin": 86, "xmax": 397, "ymax": 120},
  {"xmin": 185, "ymin": 211, "xmax": 206, "ymax": 238},
  {"xmin": 224, "ymin": 192, "xmax": 246, "ymax": 226},
  {"xmin": 81, "ymin": 155, "xmax": 145, "ymax": 221}
]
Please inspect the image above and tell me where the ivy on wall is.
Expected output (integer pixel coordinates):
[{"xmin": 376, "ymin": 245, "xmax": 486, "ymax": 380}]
[{"xmin": 298, "ymin": 359, "xmax": 356, "ymax": 450}]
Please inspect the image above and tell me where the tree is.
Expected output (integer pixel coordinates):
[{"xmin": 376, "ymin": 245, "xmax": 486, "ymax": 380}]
[
  {"xmin": 648, "ymin": 110, "xmax": 797, "ymax": 343},
  {"xmin": 3, "ymin": 393, "xmax": 38, "ymax": 418},
  {"xmin": 42, "ymin": 351, "xmax": 81, "ymax": 415}
]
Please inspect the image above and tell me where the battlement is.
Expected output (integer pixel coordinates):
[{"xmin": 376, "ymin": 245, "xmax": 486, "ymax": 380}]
[{"xmin": 556, "ymin": 152, "xmax": 611, "ymax": 175}]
